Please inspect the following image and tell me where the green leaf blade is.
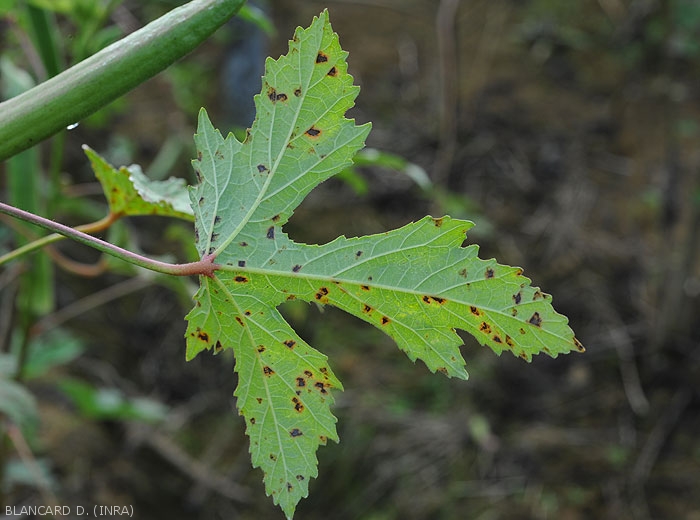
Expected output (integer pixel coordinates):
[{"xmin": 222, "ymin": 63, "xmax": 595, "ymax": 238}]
[
  {"xmin": 85, "ymin": 146, "xmax": 193, "ymax": 220},
  {"xmin": 211, "ymin": 216, "xmax": 581, "ymax": 380},
  {"xmin": 190, "ymin": 10, "xmax": 370, "ymax": 262},
  {"xmin": 185, "ymin": 10, "xmax": 582, "ymax": 519},
  {"xmin": 186, "ymin": 277, "xmax": 341, "ymax": 519}
]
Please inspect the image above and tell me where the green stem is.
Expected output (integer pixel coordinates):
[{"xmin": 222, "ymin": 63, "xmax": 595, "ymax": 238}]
[
  {"xmin": 0, "ymin": 213, "xmax": 116, "ymax": 266},
  {"xmin": 0, "ymin": 202, "xmax": 218, "ymax": 277},
  {"xmin": 0, "ymin": 0, "xmax": 246, "ymax": 162}
]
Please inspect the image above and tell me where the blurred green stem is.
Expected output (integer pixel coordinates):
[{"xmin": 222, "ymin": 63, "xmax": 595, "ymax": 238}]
[{"xmin": 0, "ymin": 213, "xmax": 116, "ymax": 266}]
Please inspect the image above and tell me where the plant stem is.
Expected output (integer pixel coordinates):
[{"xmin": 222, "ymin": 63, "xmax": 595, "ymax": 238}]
[
  {"xmin": 0, "ymin": 0, "xmax": 245, "ymax": 162},
  {"xmin": 0, "ymin": 213, "xmax": 116, "ymax": 266},
  {"xmin": 0, "ymin": 202, "xmax": 218, "ymax": 277}
]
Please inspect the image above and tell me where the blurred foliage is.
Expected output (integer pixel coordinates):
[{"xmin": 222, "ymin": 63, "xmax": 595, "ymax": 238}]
[{"xmin": 59, "ymin": 379, "xmax": 168, "ymax": 422}]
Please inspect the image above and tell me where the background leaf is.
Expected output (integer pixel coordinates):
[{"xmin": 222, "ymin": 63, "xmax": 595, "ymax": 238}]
[{"xmin": 84, "ymin": 145, "xmax": 193, "ymax": 219}]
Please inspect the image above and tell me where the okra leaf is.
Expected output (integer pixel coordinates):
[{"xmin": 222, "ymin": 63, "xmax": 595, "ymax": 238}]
[
  {"xmin": 185, "ymin": 10, "xmax": 583, "ymax": 519},
  {"xmin": 84, "ymin": 145, "xmax": 193, "ymax": 220}
]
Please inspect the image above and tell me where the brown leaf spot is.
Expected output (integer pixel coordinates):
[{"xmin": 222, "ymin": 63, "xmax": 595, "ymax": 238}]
[
  {"xmin": 505, "ymin": 335, "xmax": 514, "ymax": 347},
  {"xmin": 266, "ymin": 226, "xmax": 275, "ymax": 239},
  {"xmin": 250, "ymin": 417, "xmax": 256, "ymax": 424},
  {"xmin": 296, "ymin": 377, "xmax": 305, "ymax": 387},
  {"xmin": 319, "ymin": 435, "xmax": 327, "ymax": 445},
  {"xmin": 511, "ymin": 308, "xmax": 518, "ymax": 316},
  {"xmin": 381, "ymin": 316, "xmax": 390, "ymax": 326},
  {"xmin": 292, "ymin": 397, "xmax": 304, "ymax": 412},
  {"xmin": 533, "ymin": 290, "xmax": 543, "ymax": 300},
  {"xmin": 515, "ymin": 268, "xmax": 524, "ymax": 276},
  {"xmin": 296, "ymin": 475, "xmax": 305, "ymax": 481},
  {"xmin": 257, "ymin": 164, "xmax": 268, "ymax": 173},
  {"xmin": 513, "ymin": 292, "xmax": 522, "ymax": 304},
  {"xmin": 195, "ymin": 169, "xmax": 202, "ymax": 182},
  {"xmin": 493, "ymin": 335, "xmax": 503, "ymax": 344},
  {"xmin": 290, "ymin": 428, "xmax": 303, "ymax": 437},
  {"xmin": 286, "ymin": 294, "xmax": 297, "ymax": 301},
  {"xmin": 573, "ymin": 337, "xmax": 585, "ymax": 352},
  {"xmin": 519, "ymin": 328, "xmax": 526, "ymax": 335},
  {"xmin": 479, "ymin": 322, "xmax": 492, "ymax": 334},
  {"xmin": 319, "ymin": 367, "xmax": 329, "ymax": 376},
  {"xmin": 485, "ymin": 267, "xmax": 495, "ymax": 278},
  {"xmin": 327, "ymin": 66, "xmax": 337, "ymax": 76},
  {"xmin": 240, "ymin": 241, "xmax": 248, "ymax": 247},
  {"xmin": 235, "ymin": 316, "xmax": 245, "ymax": 327},
  {"xmin": 269, "ymin": 453, "xmax": 276, "ymax": 461},
  {"xmin": 244, "ymin": 310, "xmax": 252, "ymax": 316},
  {"xmin": 469, "ymin": 306, "xmax": 480, "ymax": 316},
  {"xmin": 198, "ymin": 196, "xmax": 204, "ymax": 206},
  {"xmin": 287, "ymin": 483, "xmax": 293, "ymax": 492},
  {"xmin": 431, "ymin": 217, "xmax": 444, "ymax": 227},
  {"xmin": 197, "ymin": 151, "xmax": 203, "ymax": 161},
  {"xmin": 234, "ymin": 275, "xmax": 248, "ymax": 283},
  {"xmin": 294, "ymin": 88, "xmax": 302, "ymax": 97},
  {"xmin": 305, "ymin": 126, "xmax": 321, "ymax": 138},
  {"xmin": 292, "ymin": 264, "xmax": 302, "ymax": 272},
  {"xmin": 356, "ymin": 250, "xmax": 363, "ymax": 257},
  {"xmin": 436, "ymin": 367, "xmax": 449, "ymax": 375},
  {"xmin": 360, "ymin": 285, "xmax": 370, "ymax": 291},
  {"xmin": 272, "ymin": 214, "xmax": 280, "ymax": 222},
  {"xmin": 528, "ymin": 312, "xmax": 542, "ymax": 327},
  {"xmin": 422, "ymin": 295, "xmax": 446, "ymax": 305},
  {"xmin": 276, "ymin": 93, "xmax": 288, "ymax": 102},
  {"xmin": 519, "ymin": 352, "xmax": 529, "ymax": 360},
  {"xmin": 238, "ymin": 260, "xmax": 246, "ymax": 267},
  {"xmin": 215, "ymin": 340, "xmax": 223, "ymax": 353},
  {"xmin": 196, "ymin": 329, "xmax": 209, "ymax": 342},
  {"xmin": 314, "ymin": 382, "xmax": 329, "ymax": 395},
  {"xmin": 283, "ymin": 339, "xmax": 296, "ymax": 349},
  {"xmin": 263, "ymin": 366, "xmax": 274, "ymax": 376},
  {"xmin": 316, "ymin": 52, "xmax": 328, "ymax": 63},
  {"xmin": 304, "ymin": 370, "xmax": 313, "ymax": 378},
  {"xmin": 256, "ymin": 397, "xmax": 263, "ymax": 404},
  {"xmin": 458, "ymin": 268, "xmax": 467, "ymax": 278},
  {"xmin": 362, "ymin": 304, "xmax": 373, "ymax": 314},
  {"xmin": 257, "ymin": 345, "xmax": 265, "ymax": 353}
]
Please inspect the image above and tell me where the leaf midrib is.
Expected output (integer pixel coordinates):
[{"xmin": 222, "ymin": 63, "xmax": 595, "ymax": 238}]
[
  {"xmin": 213, "ymin": 263, "xmax": 569, "ymax": 343},
  {"xmin": 213, "ymin": 28, "xmax": 326, "ymax": 257}
]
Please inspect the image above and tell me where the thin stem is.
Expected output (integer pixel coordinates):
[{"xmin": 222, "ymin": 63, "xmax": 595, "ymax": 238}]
[
  {"xmin": 0, "ymin": 202, "xmax": 218, "ymax": 277},
  {"xmin": 0, "ymin": 213, "xmax": 116, "ymax": 266},
  {"xmin": 47, "ymin": 250, "xmax": 107, "ymax": 277}
]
